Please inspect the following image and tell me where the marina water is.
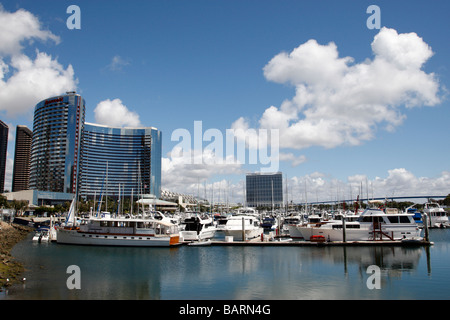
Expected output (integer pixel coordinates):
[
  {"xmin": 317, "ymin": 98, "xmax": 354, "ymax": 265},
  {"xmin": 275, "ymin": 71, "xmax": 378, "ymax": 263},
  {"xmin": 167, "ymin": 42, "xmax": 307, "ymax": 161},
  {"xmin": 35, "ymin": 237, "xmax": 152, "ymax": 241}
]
[{"xmin": 2, "ymin": 229, "xmax": 450, "ymax": 300}]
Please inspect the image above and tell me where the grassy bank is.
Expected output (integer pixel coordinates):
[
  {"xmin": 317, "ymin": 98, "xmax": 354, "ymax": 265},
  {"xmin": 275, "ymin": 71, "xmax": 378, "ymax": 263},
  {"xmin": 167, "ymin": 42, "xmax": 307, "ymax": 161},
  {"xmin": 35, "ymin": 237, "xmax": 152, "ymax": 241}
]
[{"xmin": 0, "ymin": 221, "xmax": 33, "ymax": 289}]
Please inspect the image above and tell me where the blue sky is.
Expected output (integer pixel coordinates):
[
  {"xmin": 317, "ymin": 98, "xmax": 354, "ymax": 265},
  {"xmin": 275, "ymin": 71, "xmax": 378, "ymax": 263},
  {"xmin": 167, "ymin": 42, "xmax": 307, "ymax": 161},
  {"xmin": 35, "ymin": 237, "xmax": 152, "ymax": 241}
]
[{"xmin": 1, "ymin": 0, "xmax": 449, "ymax": 202}]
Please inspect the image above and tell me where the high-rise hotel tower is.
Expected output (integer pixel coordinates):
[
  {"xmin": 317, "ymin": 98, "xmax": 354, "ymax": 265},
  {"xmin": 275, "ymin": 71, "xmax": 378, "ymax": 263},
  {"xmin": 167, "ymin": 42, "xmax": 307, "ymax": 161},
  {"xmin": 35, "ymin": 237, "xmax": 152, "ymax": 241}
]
[
  {"xmin": 79, "ymin": 123, "xmax": 162, "ymax": 199},
  {"xmin": 29, "ymin": 92, "xmax": 85, "ymax": 194},
  {"xmin": 29, "ymin": 92, "xmax": 162, "ymax": 199}
]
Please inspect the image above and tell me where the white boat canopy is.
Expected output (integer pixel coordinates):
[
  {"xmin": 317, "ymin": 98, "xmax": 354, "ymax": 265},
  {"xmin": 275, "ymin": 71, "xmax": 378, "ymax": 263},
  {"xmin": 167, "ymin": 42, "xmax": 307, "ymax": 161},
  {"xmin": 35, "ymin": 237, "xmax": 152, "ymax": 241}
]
[{"xmin": 136, "ymin": 198, "xmax": 178, "ymax": 206}]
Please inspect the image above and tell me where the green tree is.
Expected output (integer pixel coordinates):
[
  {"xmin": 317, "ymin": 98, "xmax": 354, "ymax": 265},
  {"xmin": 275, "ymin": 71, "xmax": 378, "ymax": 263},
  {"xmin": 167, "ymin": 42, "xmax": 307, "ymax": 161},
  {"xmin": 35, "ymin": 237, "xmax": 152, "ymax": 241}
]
[
  {"xmin": 443, "ymin": 194, "xmax": 450, "ymax": 207},
  {"xmin": 0, "ymin": 194, "xmax": 8, "ymax": 208}
]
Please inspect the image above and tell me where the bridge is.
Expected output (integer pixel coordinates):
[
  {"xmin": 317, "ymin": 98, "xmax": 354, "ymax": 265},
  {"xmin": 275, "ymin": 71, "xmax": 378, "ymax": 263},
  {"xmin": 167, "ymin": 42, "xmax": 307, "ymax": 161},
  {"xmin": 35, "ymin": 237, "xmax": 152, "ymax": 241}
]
[{"xmin": 301, "ymin": 195, "xmax": 447, "ymax": 205}]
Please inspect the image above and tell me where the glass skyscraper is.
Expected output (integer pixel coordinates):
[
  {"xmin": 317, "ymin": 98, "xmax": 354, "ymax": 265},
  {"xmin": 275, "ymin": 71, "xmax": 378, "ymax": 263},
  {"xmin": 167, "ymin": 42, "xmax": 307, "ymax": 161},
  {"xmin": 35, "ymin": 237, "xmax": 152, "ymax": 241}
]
[
  {"xmin": 29, "ymin": 92, "xmax": 162, "ymax": 200},
  {"xmin": 79, "ymin": 123, "xmax": 162, "ymax": 199},
  {"xmin": 246, "ymin": 172, "xmax": 283, "ymax": 208},
  {"xmin": 29, "ymin": 92, "xmax": 85, "ymax": 194}
]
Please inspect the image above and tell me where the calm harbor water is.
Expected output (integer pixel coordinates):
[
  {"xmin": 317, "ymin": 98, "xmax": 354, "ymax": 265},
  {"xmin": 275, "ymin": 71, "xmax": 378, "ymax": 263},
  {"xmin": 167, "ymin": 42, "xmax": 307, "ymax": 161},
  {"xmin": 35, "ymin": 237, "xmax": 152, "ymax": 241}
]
[{"xmin": 2, "ymin": 229, "xmax": 450, "ymax": 300}]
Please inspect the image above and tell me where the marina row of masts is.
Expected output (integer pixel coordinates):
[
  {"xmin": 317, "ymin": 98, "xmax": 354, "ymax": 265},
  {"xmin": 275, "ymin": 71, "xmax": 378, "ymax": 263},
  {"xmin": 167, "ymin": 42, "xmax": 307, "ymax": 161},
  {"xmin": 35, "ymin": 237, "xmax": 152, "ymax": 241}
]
[
  {"xmin": 74, "ymin": 167, "xmax": 409, "ymax": 216},
  {"xmin": 73, "ymin": 161, "xmax": 154, "ymax": 217},
  {"xmin": 191, "ymin": 176, "xmax": 373, "ymax": 214}
]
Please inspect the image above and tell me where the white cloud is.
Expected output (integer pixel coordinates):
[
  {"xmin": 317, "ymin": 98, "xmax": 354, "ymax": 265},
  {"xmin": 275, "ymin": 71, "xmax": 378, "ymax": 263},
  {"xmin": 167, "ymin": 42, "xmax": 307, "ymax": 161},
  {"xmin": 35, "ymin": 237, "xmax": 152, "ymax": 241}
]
[
  {"xmin": 287, "ymin": 169, "xmax": 450, "ymax": 203},
  {"xmin": 0, "ymin": 51, "xmax": 77, "ymax": 117},
  {"xmin": 107, "ymin": 55, "xmax": 130, "ymax": 71},
  {"xmin": 0, "ymin": 6, "xmax": 76, "ymax": 118},
  {"xmin": 233, "ymin": 27, "xmax": 442, "ymax": 151},
  {"xmin": 371, "ymin": 168, "xmax": 450, "ymax": 198},
  {"xmin": 161, "ymin": 164, "xmax": 449, "ymax": 204},
  {"xmin": 94, "ymin": 98, "xmax": 142, "ymax": 127},
  {"xmin": 0, "ymin": 4, "xmax": 60, "ymax": 57},
  {"xmin": 162, "ymin": 147, "xmax": 243, "ymax": 193},
  {"xmin": 279, "ymin": 152, "xmax": 307, "ymax": 167}
]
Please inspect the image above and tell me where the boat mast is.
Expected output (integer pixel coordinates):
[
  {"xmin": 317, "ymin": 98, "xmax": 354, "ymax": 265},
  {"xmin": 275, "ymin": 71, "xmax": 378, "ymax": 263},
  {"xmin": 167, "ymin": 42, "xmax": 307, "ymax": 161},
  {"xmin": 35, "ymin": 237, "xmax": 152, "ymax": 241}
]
[
  {"xmin": 271, "ymin": 180, "xmax": 274, "ymax": 216},
  {"xmin": 130, "ymin": 188, "xmax": 134, "ymax": 216},
  {"xmin": 105, "ymin": 161, "xmax": 109, "ymax": 212}
]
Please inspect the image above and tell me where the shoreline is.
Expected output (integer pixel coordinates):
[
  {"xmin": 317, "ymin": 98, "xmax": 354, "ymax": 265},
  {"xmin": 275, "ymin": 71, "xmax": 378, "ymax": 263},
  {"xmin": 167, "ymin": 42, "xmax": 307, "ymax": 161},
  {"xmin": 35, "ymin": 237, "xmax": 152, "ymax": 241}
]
[{"xmin": 0, "ymin": 221, "xmax": 33, "ymax": 289}]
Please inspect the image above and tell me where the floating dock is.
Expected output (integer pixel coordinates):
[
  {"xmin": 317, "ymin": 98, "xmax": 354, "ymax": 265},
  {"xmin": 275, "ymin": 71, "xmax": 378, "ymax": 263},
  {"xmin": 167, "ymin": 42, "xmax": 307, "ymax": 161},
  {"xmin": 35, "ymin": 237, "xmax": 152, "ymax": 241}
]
[{"xmin": 184, "ymin": 237, "xmax": 433, "ymax": 247}]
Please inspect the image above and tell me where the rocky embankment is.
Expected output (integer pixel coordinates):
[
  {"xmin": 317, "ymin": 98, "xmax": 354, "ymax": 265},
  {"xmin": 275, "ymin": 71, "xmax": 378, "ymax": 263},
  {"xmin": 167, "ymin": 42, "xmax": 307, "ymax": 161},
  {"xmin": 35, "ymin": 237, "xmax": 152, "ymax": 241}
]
[{"xmin": 0, "ymin": 221, "xmax": 33, "ymax": 288}]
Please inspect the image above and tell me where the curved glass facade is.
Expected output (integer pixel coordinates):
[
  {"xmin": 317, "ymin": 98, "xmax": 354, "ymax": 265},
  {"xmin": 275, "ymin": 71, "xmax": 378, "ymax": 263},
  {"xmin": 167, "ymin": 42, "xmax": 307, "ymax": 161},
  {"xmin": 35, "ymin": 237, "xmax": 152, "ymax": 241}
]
[
  {"xmin": 30, "ymin": 93, "xmax": 85, "ymax": 194},
  {"xmin": 79, "ymin": 123, "xmax": 162, "ymax": 199}
]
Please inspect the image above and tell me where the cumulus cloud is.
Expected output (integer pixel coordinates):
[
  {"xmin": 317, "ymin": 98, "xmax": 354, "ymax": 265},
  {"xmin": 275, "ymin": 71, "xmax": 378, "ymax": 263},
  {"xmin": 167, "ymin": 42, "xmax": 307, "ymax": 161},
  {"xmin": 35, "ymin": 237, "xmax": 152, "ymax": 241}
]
[
  {"xmin": 0, "ymin": 51, "xmax": 77, "ymax": 117},
  {"xmin": 162, "ymin": 164, "xmax": 450, "ymax": 204},
  {"xmin": 0, "ymin": 4, "xmax": 60, "ymax": 56},
  {"xmin": 162, "ymin": 147, "xmax": 243, "ymax": 193},
  {"xmin": 233, "ymin": 27, "xmax": 442, "ymax": 150},
  {"xmin": 94, "ymin": 98, "xmax": 142, "ymax": 127},
  {"xmin": 0, "ymin": 6, "xmax": 77, "ymax": 117},
  {"xmin": 286, "ymin": 169, "xmax": 450, "ymax": 203}
]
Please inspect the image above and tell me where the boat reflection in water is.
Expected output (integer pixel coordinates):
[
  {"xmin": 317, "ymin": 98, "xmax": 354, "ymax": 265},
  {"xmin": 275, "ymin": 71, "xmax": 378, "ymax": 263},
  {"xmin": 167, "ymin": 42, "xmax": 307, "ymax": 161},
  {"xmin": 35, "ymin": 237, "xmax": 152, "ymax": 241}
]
[{"xmin": 5, "ymin": 235, "xmax": 433, "ymax": 300}]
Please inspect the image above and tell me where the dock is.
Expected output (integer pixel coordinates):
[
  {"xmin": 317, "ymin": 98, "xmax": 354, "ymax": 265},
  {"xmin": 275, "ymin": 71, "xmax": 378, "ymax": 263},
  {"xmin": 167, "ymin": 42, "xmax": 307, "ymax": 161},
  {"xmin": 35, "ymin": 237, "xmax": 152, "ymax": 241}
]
[{"xmin": 184, "ymin": 237, "xmax": 433, "ymax": 247}]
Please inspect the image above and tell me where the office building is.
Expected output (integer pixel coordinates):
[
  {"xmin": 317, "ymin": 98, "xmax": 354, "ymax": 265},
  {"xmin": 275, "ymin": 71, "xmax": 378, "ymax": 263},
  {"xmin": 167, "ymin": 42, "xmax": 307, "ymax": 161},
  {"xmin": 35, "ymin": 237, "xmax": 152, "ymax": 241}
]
[
  {"xmin": 0, "ymin": 120, "xmax": 8, "ymax": 193},
  {"xmin": 246, "ymin": 172, "xmax": 283, "ymax": 208},
  {"xmin": 29, "ymin": 92, "xmax": 85, "ymax": 194},
  {"xmin": 79, "ymin": 122, "xmax": 162, "ymax": 199},
  {"xmin": 12, "ymin": 125, "xmax": 33, "ymax": 192}
]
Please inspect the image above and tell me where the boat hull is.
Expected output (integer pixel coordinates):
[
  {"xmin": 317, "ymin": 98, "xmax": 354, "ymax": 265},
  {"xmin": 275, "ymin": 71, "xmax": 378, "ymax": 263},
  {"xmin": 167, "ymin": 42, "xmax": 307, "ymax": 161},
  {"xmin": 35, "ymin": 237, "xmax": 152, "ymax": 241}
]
[
  {"xmin": 298, "ymin": 225, "xmax": 421, "ymax": 242},
  {"xmin": 223, "ymin": 228, "xmax": 263, "ymax": 241},
  {"xmin": 56, "ymin": 228, "xmax": 179, "ymax": 247},
  {"xmin": 180, "ymin": 228, "xmax": 216, "ymax": 241},
  {"xmin": 288, "ymin": 225, "xmax": 304, "ymax": 239}
]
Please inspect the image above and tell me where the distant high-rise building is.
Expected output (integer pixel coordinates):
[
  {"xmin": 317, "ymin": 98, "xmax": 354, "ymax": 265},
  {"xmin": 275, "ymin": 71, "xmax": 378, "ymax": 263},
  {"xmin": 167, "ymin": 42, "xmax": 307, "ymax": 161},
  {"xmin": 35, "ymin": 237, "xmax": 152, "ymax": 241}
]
[
  {"xmin": 246, "ymin": 172, "xmax": 283, "ymax": 208},
  {"xmin": 0, "ymin": 120, "xmax": 8, "ymax": 193},
  {"xmin": 12, "ymin": 125, "xmax": 33, "ymax": 192},
  {"xmin": 29, "ymin": 92, "xmax": 85, "ymax": 194}
]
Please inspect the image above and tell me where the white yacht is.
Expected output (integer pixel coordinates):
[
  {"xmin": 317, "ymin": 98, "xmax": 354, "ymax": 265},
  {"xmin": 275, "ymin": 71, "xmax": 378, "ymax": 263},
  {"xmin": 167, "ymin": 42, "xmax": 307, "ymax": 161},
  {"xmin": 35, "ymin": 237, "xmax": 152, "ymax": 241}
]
[
  {"xmin": 297, "ymin": 208, "xmax": 421, "ymax": 242},
  {"xmin": 282, "ymin": 213, "xmax": 302, "ymax": 236},
  {"xmin": 180, "ymin": 214, "xmax": 216, "ymax": 241},
  {"xmin": 56, "ymin": 216, "xmax": 180, "ymax": 247},
  {"xmin": 423, "ymin": 202, "xmax": 448, "ymax": 228},
  {"xmin": 223, "ymin": 215, "xmax": 263, "ymax": 241},
  {"xmin": 32, "ymin": 227, "xmax": 50, "ymax": 242},
  {"xmin": 288, "ymin": 214, "xmax": 324, "ymax": 239}
]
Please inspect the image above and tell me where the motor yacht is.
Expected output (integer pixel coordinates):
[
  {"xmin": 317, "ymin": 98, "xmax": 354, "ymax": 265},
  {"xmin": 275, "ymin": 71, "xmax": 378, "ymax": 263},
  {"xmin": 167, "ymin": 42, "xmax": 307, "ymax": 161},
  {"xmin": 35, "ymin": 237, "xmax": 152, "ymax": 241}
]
[
  {"xmin": 298, "ymin": 208, "xmax": 421, "ymax": 242},
  {"xmin": 180, "ymin": 214, "xmax": 216, "ymax": 241},
  {"xmin": 423, "ymin": 202, "xmax": 448, "ymax": 228},
  {"xmin": 223, "ymin": 215, "xmax": 263, "ymax": 241}
]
